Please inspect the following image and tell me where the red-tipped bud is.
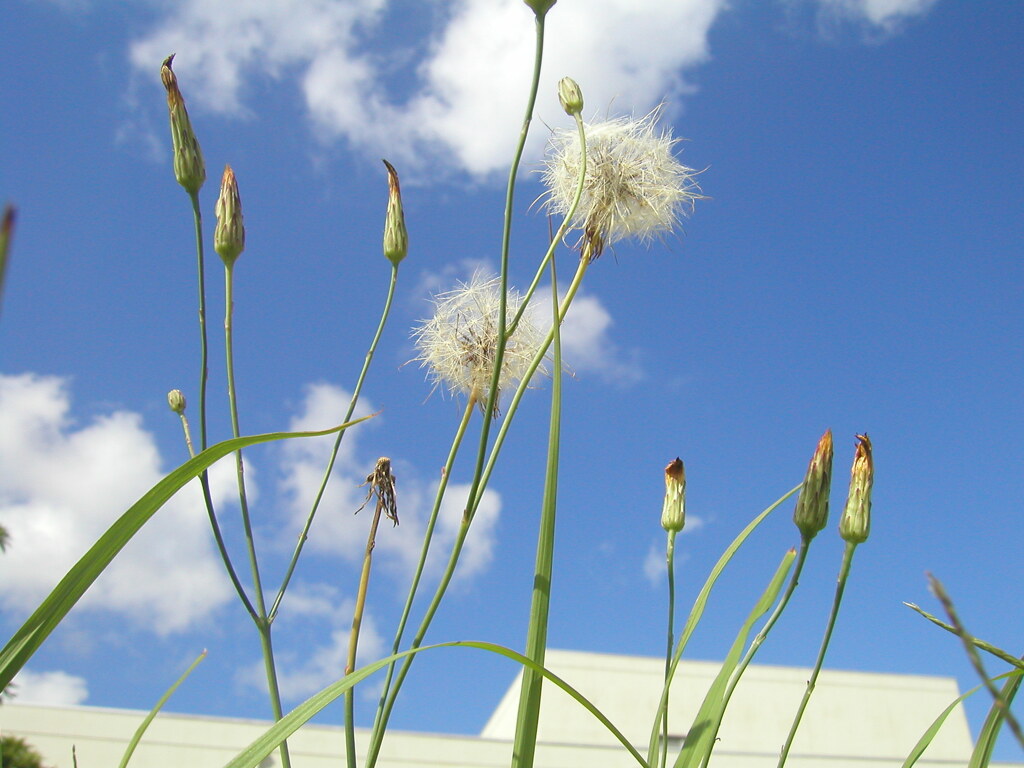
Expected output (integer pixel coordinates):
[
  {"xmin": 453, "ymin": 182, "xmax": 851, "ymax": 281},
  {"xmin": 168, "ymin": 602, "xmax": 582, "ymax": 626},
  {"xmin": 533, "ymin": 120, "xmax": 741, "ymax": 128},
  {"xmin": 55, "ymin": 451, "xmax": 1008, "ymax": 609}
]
[
  {"xmin": 160, "ymin": 55, "xmax": 206, "ymax": 195},
  {"xmin": 839, "ymin": 434, "xmax": 873, "ymax": 544},
  {"xmin": 382, "ymin": 159, "xmax": 408, "ymax": 267},
  {"xmin": 661, "ymin": 457, "xmax": 686, "ymax": 533},
  {"xmin": 793, "ymin": 430, "xmax": 833, "ymax": 540},
  {"xmin": 214, "ymin": 165, "xmax": 245, "ymax": 266}
]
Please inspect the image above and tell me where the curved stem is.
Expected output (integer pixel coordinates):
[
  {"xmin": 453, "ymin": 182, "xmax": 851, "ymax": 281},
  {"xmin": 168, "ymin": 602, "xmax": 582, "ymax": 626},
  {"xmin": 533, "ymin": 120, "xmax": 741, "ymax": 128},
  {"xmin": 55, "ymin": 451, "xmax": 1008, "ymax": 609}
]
[
  {"xmin": 700, "ymin": 539, "xmax": 811, "ymax": 768},
  {"xmin": 270, "ymin": 264, "xmax": 399, "ymax": 622},
  {"xmin": 187, "ymin": 191, "xmax": 255, "ymax": 620},
  {"xmin": 777, "ymin": 541, "xmax": 857, "ymax": 768},
  {"xmin": 364, "ymin": 16, "xmax": 551, "ymax": 767},
  {"xmin": 370, "ymin": 398, "xmax": 475, "ymax": 736},
  {"xmin": 224, "ymin": 264, "xmax": 291, "ymax": 768}
]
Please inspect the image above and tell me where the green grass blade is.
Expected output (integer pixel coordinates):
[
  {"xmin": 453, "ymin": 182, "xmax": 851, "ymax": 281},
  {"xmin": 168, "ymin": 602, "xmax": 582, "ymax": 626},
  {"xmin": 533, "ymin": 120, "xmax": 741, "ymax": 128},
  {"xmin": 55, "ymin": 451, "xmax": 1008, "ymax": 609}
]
[
  {"xmin": 646, "ymin": 484, "xmax": 802, "ymax": 764},
  {"xmin": 0, "ymin": 416, "xmax": 371, "ymax": 690},
  {"xmin": 118, "ymin": 650, "xmax": 207, "ymax": 768},
  {"xmin": 900, "ymin": 671, "xmax": 1019, "ymax": 768},
  {"xmin": 674, "ymin": 548, "xmax": 796, "ymax": 768},
  {"xmin": 224, "ymin": 640, "xmax": 649, "ymax": 768},
  {"xmin": 969, "ymin": 671, "xmax": 1024, "ymax": 768},
  {"xmin": 905, "ymin": 603, "xmax": 1024, "ymax": 671}
]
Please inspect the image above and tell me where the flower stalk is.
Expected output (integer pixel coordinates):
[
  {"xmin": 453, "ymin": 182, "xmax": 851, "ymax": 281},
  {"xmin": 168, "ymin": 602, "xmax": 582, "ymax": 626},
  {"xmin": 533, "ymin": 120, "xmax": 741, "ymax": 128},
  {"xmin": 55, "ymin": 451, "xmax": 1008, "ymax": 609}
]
[{"xmin": 778, "ymin": 434, "xmax": 873, "ymax": 768}]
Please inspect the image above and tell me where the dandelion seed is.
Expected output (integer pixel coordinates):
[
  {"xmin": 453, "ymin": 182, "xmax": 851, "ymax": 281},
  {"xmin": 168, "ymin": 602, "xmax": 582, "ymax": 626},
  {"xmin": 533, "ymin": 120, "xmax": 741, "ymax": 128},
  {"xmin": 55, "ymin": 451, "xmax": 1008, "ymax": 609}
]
[
  {"xmin": 411, "ymin": 273, "xmax": 546, "ymax": 410},
  {"xmin": 542, "ymin": 107, "xmax": 702, "ymax": 257}
]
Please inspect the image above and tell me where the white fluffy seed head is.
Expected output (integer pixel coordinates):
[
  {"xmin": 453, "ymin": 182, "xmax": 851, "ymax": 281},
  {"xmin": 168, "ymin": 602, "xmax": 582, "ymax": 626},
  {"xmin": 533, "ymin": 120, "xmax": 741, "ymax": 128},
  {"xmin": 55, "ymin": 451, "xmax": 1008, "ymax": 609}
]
[
  {"xmin": 541, "ymin": 107, "xmax": 702, "ymax": 256},
  {"xmin": 411, "ymin": 273, "xmax": 547, "ymax": 408}
]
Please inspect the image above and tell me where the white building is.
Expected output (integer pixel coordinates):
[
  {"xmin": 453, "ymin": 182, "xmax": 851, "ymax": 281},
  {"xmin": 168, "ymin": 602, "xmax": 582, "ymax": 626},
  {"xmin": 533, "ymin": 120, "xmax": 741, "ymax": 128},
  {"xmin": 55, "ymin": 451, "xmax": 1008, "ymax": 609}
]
[{"xmin": 2, "ymin": 649, "xmax": 1015, "ymax": 767}]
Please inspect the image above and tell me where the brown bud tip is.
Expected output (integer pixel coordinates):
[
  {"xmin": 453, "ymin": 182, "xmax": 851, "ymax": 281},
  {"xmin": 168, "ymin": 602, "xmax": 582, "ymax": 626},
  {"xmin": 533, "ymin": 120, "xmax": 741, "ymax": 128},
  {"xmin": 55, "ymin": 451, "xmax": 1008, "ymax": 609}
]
[
  {"xmin": 839, "ymin": 433, "xmax": 873, "ymax": 545},
  {"xmin": 793, "ymin": 429, "xmax": 834, "ymax": 540},
  {"xmin": 661, "ymin": 457, "xmax": 686, "ymax": 533},
  {"xmin": 161, "ymin": 54, "xmax": 206, "ymax": 194},
  {"xmin": 382, "ymin": 159, "xmax": 408, "ymax": 267},
  {"xmin": 214, "ymin": 165, "xmax": 245, "ymax": 265}
]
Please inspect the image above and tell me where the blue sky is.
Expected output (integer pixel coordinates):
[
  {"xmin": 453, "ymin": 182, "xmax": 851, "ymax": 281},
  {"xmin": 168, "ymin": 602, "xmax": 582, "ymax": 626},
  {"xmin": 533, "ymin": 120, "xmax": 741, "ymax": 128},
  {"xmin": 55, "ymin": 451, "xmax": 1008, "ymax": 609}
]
[{"xmin": 2, "ymin": 0, "xmax": 1022, "ymax": 761}]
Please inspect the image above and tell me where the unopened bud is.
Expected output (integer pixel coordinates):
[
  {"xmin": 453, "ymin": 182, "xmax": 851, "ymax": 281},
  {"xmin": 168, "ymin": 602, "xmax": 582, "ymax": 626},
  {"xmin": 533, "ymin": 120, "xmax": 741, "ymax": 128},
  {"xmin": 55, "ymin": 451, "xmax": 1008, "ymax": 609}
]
[
  {"xmin": 839, "ymin": 434, "xmax": 873, "ymax": 544},
  {"xmin": 214, "ymin": 165, "xmax": 245, "ymax": 266},
  {"xmin": 382, "ymin": 159, "xmax": 408, "ymax": 267},
  {"xmin": 557, "ymin": 77, "xmax": 584, "ymax": 117},
  {"xmin": 522, "ymin": 0, "xmax": 557, "ymax": 18},
  {"xmin": 160, "ymin": 55, "xmax": 206, "ymax": 195},
  {"xmin": 793, "ymin": 430, "xmax": 833, "ymax": 540},
  {"xmin": 167, "ymin": 389, "xmax": 186, "ymax": 414},
  {"xmin": 661, "ymin": 457, "xmax": 686, "ymax": 533}
]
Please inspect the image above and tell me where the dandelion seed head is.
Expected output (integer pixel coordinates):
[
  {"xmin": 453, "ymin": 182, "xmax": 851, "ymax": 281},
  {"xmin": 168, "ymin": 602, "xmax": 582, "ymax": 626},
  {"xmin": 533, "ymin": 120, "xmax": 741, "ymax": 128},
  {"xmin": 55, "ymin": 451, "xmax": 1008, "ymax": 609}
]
[
  {"xmin": 411, "ymin": 273, "xmax": 547, "ymax": 406},
  {"xmin": 542, "ymin": 107, "xmax": 702, "ymax": 255}
]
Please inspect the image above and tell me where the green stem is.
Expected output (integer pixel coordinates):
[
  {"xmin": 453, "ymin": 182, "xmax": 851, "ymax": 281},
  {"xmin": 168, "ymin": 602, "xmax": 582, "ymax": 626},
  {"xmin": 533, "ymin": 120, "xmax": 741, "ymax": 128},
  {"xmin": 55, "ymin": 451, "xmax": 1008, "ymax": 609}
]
[
  {"xmin": 270, "ymin": 264, "xmax": 399, "ymax": 622},
  {"xmin": 190, "ymin": 191, "xmax": 209, "ymax": 453},
  {"xmin": 699, "ymin": 539, "xmax": 811, "ymax": 768},
  {"xmin": 224, "ymin": 263, "xmax": 291, "ymax": 768},
  {"xmin": 365, "ymin": 254, "xmax": 591, "ymax": 768},
  {"xmin": 510, "ymin": 247, "xmax": 563, "ymax": 768},
  {"xmin": 187, "ymin": 191, "xmax": 255, "ymax": 620},
  {"xmin": 346, "ymin": 493, "xmax": 386, "ymax": 768},
  {"xmin": 370, "ymin": 398, "xmax": 475, "ymax": 737},
  {"xmin": 661, "ymin": 529, "xmax": 678, "ymax": 768},
  {"xmin": 777, "ymin": 541, "xmax": 857, "ymax": 768},
  {"xmin": 364, "ymin": 12, "xmax": 551, "ymax": 767}
]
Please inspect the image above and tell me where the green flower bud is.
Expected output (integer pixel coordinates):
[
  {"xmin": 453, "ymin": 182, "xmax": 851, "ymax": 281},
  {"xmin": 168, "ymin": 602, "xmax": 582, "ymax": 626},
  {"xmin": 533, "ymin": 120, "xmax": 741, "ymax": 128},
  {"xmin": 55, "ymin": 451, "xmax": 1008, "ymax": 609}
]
[
  {"xmin": 214, "ymin": 165, "xmax": 245, "ymax": 266},
  {"xmin": 382, "ymin": 159, "xmax": 408, "ymax": 267},
  {"xmin": 167, "ymin": 389, "xmax": 186, "ymax": 415},
  {"xmin": 661, "ymin": 457, "xmax": 686, "ymax": 533},
  {"xmin": 839, "ymin": 433, "xmax": 873, "ymax": 544},
  {"xmin": 522, "ymin": 0, "xmax": 557, "ymax": 18},
  {"xmin": 793, "ymin": 429, "xmax": 833, "ymax": 540},
  {"xmin": 557, "ymin": 77, "xmax": 584, "ymax": 117},
  {"xmin": 160, "ymin": 55, "xmax": 206, "ymax": 195}
]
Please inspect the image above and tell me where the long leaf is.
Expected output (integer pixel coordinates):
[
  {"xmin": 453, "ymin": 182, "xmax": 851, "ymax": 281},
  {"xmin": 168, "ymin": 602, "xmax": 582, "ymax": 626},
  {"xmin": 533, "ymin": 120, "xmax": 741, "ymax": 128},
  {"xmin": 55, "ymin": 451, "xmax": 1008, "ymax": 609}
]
[
  {"xmin": 901, "ymin": 671, "xmax": 1019, "ymax": 768},
  {"xmin": 905, "ymin": 603, "xmax": 1024, "ymax": 671},
  {"xmin": 969, "ymin": 671, "xmax": 1024, "ymax": 768},
  {"xmin": 674, "ymin": 548, "xmax": 796, "ymax": 768},
  {"xmin": 225, "ymin": 640, "xmax": 649, "ymax": 768},
  {"xmin": 119, "ymin": 650, "xmax": 207, "ymax": 768},
  {"xmin": 0, "ymin": 417, "xmax": 370, "ymax": 689},
  {"xmin": 646, "ymin": 484, "xmax": 802, "ymax": 764}
]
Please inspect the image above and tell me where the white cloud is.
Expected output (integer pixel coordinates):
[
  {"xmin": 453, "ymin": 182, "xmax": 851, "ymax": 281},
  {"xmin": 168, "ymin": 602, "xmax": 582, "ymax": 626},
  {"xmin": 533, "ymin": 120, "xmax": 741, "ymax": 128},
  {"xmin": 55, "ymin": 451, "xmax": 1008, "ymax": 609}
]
[
  {"xmin": 129, "ymin": 0, "xmax": 726, "ymax": 177},
  {"xmin": 0, "ymin": 373, "xmax": 235, "ymax": 635},
  {"xmin": 811, "ymin": 0, "xmax": 939, "ymax": 30},
  {"xmin": 279, "ymin": 382, "xmax": 501, "ymax": 583},
  {"xmin": 643, "ymin": 516, "xmax": 705, "ymax": 586},
  {"xmin": 11, "ymin": 668, "xmax": 89, "ymax": 706}
]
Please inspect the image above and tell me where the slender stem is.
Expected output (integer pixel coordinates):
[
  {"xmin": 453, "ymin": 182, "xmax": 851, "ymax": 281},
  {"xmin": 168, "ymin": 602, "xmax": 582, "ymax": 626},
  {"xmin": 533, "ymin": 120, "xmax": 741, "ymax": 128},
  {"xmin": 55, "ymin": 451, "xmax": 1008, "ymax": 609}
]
[
  {"xmin": 190, "ymin": 191, "xmax": 209, "ymax": 453},
  {"xmin": 364, "ymin": 12, "xmax": 551, "ymax": 767},
  {"xmin": 699, "ymin": 539, "xmax": 811, "ymax": 768},
  {"xmin": 510, "ymin": 248, "xmax": 563, "ymax": 768},
  {"xmin": 346, "ymin": 494, "xmax": 386, "ymax": 768},
  {"xmin": 186, "ymin": 191, "xmax": 255, "ymax": 619},
  {"xmin": 370, "ymin": 398, "xmax": 475, "ymax": 736},
  {"xmin": 777, "ymin": 541, "xmax": 857, "ymax": 768},
  {"xmin": 270, "ymin": 264, "xmax": 399, "ymax": 622},
  {"xmin": 929, "ymin": 575, "xmax": 1024, "ymax": 748},
  {"xmin": 366, "ymin": 255, "xmax": 591, "ymax": 768},
  {"xmin": 660, "ymin": 529, "xmax": 678, "ymax": 768},
  {"xmin": 224, "ymin": 263, "xmax": 291, "ymax": 768}
]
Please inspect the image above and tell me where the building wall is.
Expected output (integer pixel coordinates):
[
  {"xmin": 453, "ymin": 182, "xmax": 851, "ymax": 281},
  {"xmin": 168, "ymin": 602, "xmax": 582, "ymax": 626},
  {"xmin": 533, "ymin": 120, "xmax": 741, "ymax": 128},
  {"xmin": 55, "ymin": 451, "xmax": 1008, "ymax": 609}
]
[{"xmin": 2, "ymin": 651, "xmax": 1013, "ymax": 768}]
